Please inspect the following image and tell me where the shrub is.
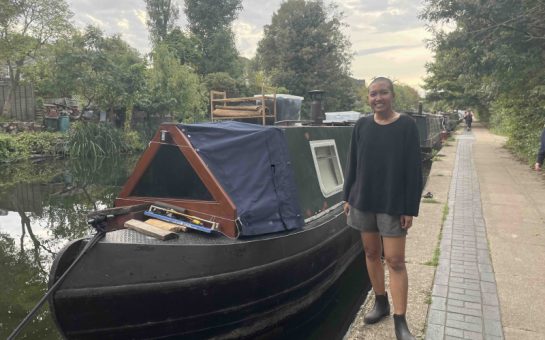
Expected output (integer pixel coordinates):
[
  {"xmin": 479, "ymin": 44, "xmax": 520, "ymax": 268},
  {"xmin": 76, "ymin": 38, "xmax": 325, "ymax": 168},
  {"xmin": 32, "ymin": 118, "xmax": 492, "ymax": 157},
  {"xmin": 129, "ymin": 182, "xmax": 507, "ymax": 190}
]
[{"xmin": 0, "ymin": 132, "xmax": 65, "ymax": 163}]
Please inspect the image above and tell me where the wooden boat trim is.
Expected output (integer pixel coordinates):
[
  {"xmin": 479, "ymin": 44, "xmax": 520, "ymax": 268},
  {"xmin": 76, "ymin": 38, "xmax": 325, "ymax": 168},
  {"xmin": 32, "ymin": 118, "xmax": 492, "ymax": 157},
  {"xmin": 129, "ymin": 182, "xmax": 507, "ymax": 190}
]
[{"xmin": 115, "ymin": 123, "xmax": 238, "ymax": 237}]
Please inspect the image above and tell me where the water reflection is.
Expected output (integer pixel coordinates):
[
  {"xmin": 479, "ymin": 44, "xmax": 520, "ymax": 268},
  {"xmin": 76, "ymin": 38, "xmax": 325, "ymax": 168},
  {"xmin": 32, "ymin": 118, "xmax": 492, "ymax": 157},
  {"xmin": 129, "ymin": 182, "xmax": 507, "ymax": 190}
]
[{"xmin": 0, "ymin": 156, "xmax": 137, "ymax": 339}]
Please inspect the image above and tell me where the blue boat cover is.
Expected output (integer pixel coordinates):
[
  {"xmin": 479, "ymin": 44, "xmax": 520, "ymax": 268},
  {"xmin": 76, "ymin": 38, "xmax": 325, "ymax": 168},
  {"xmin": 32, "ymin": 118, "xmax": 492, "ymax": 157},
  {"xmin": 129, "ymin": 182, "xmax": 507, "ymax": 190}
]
[{"xmin": 178, "ymin": 121, "xmax": 304, "ymax": 236}]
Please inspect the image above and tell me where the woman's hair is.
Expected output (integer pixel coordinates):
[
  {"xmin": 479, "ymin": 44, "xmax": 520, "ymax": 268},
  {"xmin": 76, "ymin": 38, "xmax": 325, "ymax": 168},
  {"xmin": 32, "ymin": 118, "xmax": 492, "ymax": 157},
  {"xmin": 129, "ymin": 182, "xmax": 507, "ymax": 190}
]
[{"xmin": 369, "ymin": 77, "xmax": 395, "ymax": 95}]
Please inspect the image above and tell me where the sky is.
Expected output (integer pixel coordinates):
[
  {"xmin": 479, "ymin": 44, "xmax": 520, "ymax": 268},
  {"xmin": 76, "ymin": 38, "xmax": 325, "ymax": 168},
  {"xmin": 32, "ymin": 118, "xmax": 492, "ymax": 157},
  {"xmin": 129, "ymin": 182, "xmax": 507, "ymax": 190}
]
[{"xmin": 67, "ymin": 0, "xmax": 434, "ymax": 91}]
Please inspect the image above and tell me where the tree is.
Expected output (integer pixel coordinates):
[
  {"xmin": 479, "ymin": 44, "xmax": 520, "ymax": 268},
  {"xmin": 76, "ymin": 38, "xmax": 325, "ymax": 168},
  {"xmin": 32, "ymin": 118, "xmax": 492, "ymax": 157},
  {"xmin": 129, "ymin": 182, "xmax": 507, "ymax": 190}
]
[
  {"xmin": 146, "ymin": 43, "xmax": 206, "ymax": 122},
  {"xmin": 184, "ymin": 0, "xmax": 242, "ymax": 76},
  {"xmin": 163, "ymin": 28, "xmax": 202, "ymax": 69},
  {"xmin": 256, "ymin": 0, "xmax": 355, "ymax": 114},
  {"xmin": 0, "ymin": 0, "xmax": 73, "ymax": 116},
  {"xmin": 421, "ymin": 0, "xmax": 545, "ymax": 163},
  {"xmin": 145, "ymin": 0, "xmax": 180, "ymax": 45},
  {"xmin": 26, "ymin": 27, "xmax": 147, "ymax": 122},
  {"xmin": 394, "ymin": 83, "xmax": 421, "ymax": 112},
  {"xmin": 76, "ymin": 27, "xmax": 146, "ymax": 122}
]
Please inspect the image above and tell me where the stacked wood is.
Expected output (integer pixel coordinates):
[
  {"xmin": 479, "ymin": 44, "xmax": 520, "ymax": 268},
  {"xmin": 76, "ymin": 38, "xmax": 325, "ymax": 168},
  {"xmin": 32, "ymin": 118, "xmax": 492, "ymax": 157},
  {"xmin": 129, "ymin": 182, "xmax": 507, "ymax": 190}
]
[
  {"xmin": 146, "ymin": 218, "xmax": 188, "ymax": 232},
  {"xmin": 209, "ymin": 91, "xmax": 276, "ymax": 125},
  {"xmin": 213, "ymin": 106, "xmax": 269, "ymax": 118},
  {"xmin": 124, "ymin": 219, "xmax": 178, "ymax": 240}
]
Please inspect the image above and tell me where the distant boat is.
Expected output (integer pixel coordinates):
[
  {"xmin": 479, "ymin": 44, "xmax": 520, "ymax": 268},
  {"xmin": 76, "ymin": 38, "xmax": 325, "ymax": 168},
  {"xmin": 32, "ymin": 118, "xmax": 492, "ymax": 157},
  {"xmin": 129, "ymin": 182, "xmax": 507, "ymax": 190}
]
[
  {"xmin": 405, "ymin": 112, "xmax": 444, "ymax": 160},
  {"xmin": 48, "ymin": 121, "xmax": 369, "ymax": 339}
]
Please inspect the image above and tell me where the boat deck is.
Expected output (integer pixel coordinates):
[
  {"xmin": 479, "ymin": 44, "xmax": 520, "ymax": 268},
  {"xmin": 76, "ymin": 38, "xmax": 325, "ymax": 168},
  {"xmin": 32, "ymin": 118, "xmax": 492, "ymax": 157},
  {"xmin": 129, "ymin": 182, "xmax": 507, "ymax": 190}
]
[{"xmin": 102, "ymin": 206, "xmax": 342, "ymax": 246}]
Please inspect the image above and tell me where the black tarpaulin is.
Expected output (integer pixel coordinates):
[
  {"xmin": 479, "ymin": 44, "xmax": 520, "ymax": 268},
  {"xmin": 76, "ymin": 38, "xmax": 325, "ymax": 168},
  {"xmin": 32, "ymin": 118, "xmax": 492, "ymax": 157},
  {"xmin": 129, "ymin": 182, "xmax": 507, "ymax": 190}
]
[{"xmin": 178, "ymin": 121, "xmax": 304, "ymax": 236}]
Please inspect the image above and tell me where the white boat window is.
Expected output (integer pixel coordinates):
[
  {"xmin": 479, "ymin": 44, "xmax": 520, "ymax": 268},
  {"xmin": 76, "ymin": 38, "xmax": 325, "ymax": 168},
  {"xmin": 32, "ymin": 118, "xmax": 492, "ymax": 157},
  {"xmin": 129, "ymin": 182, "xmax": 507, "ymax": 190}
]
[{"xmin": 310, "ymin": 139, "xmax": 344, "ymax": 197}]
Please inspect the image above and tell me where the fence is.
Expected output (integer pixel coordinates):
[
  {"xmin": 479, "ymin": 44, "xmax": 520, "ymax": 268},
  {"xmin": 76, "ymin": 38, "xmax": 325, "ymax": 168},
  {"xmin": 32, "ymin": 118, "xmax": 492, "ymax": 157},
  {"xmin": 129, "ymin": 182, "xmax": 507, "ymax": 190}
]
[{"xmin": 0, "ymin": 81, "xmax": 36, "ymax": 121}]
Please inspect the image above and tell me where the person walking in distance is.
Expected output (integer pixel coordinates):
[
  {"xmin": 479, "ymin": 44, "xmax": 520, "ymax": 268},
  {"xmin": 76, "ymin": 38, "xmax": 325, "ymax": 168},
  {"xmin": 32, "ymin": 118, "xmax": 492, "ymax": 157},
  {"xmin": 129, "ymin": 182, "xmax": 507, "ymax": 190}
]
[
  {"xmin": 343, "ymin": 77, "xmax": 423, "ymax": 340},
  {"xmin": 464, "ymin": 110, "xmax": 473, "ymax": 131},
  {"xmin": 534, "ymin": 126, "xmax": 545, "ymax": 171}
]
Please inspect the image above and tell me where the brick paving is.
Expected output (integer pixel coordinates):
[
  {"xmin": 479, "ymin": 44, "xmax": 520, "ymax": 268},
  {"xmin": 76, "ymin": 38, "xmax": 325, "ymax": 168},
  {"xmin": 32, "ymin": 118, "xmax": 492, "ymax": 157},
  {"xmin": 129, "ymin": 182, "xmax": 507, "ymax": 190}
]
[{"xmin": 425, "ymin": 131, "xmax": 504, "ymax": 340}]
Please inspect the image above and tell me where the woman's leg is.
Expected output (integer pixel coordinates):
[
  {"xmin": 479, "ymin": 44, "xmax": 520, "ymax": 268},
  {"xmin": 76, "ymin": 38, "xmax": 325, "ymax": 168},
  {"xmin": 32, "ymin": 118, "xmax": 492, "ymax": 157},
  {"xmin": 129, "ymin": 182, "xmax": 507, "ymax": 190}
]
[
  {"xmin": 361, "ymin": 232, "xmax": 385, "ymax": 294},
  {"xmin": 382, "ymin": 236, "xmax": 408, "ymax": 314}
]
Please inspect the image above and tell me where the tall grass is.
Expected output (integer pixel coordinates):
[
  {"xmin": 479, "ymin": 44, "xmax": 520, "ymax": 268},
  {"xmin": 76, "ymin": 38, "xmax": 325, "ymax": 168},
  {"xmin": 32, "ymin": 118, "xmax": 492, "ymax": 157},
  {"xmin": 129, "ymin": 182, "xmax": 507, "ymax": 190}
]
[{"xmin": 68, "ymin": 122, "xmax": 144, "ymax": 158}]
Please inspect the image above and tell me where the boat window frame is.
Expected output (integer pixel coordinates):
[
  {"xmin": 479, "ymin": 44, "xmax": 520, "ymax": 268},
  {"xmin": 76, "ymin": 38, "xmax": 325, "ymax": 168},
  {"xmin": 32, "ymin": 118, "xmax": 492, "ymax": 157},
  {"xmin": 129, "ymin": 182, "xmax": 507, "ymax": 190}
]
[{"xmin": 309, "ymin": 139, "xmax": 344, "ymax": 198}]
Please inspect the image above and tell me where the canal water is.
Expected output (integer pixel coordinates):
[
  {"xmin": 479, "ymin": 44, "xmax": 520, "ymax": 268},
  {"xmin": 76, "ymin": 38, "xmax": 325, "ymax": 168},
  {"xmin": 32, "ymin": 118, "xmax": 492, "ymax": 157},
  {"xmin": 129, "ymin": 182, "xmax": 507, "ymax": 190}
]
[
  {"xmin": 0, "ymin": 157, "xmax": 432, "ymax": 339},
  {"xmin": 0, "ymin": 157, "xmax": 138, "ymax": 339}
]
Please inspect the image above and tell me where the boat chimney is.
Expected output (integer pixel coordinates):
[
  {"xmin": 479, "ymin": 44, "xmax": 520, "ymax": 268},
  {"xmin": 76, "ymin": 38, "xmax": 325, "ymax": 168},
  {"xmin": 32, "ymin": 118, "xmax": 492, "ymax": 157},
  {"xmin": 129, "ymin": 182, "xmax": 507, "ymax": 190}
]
[
  {"xmin": 418, "ymin": 101, "xmax": 423, "ymax": 115},
  {"xmin": 308, "ymin": 90, "xmax": 325, "ymax": 125}
]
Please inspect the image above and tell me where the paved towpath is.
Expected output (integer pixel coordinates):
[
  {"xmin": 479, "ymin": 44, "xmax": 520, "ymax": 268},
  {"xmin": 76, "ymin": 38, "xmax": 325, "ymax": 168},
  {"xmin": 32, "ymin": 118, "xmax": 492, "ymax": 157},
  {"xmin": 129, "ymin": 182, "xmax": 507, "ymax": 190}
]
[{"xmin": 346, "ymin": 123, "xmax": 545, "ymax": 339}]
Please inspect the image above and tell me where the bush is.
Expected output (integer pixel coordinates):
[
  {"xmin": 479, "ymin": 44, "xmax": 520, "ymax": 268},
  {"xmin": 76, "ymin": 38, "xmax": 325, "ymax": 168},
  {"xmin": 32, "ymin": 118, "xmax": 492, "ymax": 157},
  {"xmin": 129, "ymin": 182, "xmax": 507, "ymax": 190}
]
[
  {"xmin": 490, "ymin": 96, "xmax": 545, "ymax": 166},
  {"xmin": 0, "ymin": 132, "xmax": 65, "ymax": 163}
]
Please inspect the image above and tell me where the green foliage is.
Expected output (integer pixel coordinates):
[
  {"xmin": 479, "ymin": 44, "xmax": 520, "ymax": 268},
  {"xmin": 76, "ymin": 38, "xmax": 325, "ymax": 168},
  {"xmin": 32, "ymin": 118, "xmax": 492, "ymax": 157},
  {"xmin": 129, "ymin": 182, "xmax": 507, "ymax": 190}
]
[
  {"xmin": 0, "ymin": 0, "xmax": 73, "ymax": 116},
  {"xmin": 184, "ymin": 0, "xmax": 243, "ymax": 76},
  {"xmin": 490, "ymin": 96, "xmax": 545, "ymax": 165},
  {"xmin": 146, "ymin": 44, "xmax": 207, "ymax": 122},
  {"xmin": 0, "ymin": 132, "xmax": 65, "ymax": 163},
  {"xmin": 421, "ymin": 0, "xmax": 545, "ymax": 164},
  {"xmin": 23, "ymin": 26, "xmax": 147, "ymax": 119},
  {"xmin": 67, "ymin": 122, "xmax": 144, "ymax": 158},
  {"xmin": 123, "ymin": 130, "xmax": 146, "ymax": 152},
  {"xmin": 394, "ymin": 83, "xmax": 421, "ymax": 112},
  {"xmin": 256, "ymin": 0, "xmax": 355, "ymax": 114},
  {"xmin": 145, "ymin": 0, "xmax": 180, "ymax": 44},
  {"xmin": 204, "ymin": 72, "xmax": 241, "ymax": 96},
  {"xmin": 164, "ymin": 28, "xmax": 203, "ymax": 68}
]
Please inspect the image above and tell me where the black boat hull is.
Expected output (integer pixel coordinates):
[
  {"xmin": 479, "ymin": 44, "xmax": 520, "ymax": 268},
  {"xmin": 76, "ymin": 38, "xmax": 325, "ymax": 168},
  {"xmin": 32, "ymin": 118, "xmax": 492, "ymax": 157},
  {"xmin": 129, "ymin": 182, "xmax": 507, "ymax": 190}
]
[{"xmin": 49, "ymin": 208, "xmax": 366, "ymax": 339}]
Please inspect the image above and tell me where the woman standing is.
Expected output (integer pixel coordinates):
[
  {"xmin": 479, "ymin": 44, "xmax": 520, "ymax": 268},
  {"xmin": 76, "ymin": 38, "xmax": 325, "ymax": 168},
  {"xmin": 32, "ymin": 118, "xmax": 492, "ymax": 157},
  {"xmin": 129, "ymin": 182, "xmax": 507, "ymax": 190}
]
[{"xmin": 343, "ymin": 77, "xmax": 422, "ymax": 340}]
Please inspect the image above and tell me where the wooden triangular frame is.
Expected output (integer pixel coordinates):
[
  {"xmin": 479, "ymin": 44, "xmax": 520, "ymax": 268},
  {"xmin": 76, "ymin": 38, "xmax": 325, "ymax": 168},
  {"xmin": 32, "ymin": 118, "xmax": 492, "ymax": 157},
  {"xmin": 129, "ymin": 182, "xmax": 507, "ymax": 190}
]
[{"xmin": 115, "ymin": 123, "xmax": 238, "ymax": 238}]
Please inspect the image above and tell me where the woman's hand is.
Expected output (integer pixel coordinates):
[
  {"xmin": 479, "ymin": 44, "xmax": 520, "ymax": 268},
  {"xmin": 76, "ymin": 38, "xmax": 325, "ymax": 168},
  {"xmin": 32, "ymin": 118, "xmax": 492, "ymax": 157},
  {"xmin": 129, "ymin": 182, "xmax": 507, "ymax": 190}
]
[
  {"xmin": 343, "ymin": 202, "xmax": 350, "ymax": 216},
  {"xmin": 400, "ymin": 215, "xmax": 413, "ymax": 229}
]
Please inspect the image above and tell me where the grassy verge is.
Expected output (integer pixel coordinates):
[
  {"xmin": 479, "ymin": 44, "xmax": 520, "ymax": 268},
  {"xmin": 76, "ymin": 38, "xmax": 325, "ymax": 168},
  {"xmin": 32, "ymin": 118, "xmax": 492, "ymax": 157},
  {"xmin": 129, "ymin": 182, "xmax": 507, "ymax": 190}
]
[{"xmin": 424, "ymin": 203, "xmax": 449, "ymax": 267}]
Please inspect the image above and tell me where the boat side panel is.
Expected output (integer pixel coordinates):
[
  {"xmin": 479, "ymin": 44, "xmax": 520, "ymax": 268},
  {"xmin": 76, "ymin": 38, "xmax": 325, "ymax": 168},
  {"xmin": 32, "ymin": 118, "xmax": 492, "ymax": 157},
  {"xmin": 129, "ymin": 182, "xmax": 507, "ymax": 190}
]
[
  {"xmin": 50, "ymin": 218, "xmax": 362, "ymax": 338},
  {"xmin": 283, "ymin": 126, "xmax": 352, "ymax": 219},
  {"xmin": 54, "ymin": 210, "xmax": 348, "ymax": 289}
]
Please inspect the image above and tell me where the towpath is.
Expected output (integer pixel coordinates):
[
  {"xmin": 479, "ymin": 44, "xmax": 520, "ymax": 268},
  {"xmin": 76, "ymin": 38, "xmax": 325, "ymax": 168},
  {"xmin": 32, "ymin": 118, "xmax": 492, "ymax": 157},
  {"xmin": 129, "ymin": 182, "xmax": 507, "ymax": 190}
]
[{"xmin": 345, "ymin": 123, "xmax": 545, "ymax": 339}]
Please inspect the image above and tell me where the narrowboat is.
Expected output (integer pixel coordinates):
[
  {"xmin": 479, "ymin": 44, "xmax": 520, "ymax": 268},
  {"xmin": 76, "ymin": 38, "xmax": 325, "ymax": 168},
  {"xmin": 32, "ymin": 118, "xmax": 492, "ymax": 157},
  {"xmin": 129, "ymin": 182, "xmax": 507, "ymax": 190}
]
[
  {"xmin": 48, "ymin": 121, "xmax": 368, "ymax": 339},
  {"xmin": 405, "ymin": 112, "xmax": 443, "ymax": 159}
]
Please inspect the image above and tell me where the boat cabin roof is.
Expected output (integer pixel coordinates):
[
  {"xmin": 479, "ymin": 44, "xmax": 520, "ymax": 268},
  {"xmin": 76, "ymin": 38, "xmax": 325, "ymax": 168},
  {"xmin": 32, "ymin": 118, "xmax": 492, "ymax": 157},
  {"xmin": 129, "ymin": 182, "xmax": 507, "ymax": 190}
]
[{"xmin": 115, "ymin": 121, "xmax": 304, "ymax": 238}]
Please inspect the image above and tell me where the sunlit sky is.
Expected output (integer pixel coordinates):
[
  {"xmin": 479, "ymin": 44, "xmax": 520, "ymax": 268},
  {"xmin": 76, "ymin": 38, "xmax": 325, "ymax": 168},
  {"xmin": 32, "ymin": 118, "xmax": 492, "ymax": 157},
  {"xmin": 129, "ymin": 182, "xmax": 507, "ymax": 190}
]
[{"xmin": 68, "ymin": 0, "xmax": 434, "ymax": 91}]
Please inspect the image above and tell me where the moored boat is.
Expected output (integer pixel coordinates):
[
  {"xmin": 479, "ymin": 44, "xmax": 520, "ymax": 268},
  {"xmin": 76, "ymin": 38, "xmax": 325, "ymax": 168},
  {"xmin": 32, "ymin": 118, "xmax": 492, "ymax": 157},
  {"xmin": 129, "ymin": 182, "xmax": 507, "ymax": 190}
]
[
  {"xmin": 48, "ymin": 121, "xmax": 369, "ymax": 339},
  {"xmin": 405, "ymin": 112, "xmax": 443, "ymax": 159}
]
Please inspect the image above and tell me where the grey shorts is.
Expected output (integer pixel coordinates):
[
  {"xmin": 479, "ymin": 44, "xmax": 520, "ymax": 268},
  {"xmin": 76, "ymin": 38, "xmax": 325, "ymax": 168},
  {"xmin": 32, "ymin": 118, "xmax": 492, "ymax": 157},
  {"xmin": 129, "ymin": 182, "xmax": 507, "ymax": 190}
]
[{"xmin": 347, "ymin": 206, "xmax": 407, "ymax": 237}]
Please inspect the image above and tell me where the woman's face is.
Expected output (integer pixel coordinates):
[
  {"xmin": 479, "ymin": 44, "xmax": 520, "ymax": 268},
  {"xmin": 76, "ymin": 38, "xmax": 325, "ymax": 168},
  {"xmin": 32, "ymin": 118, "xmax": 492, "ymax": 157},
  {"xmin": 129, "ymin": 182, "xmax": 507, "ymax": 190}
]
[{"xmin": 368, "ymin": 80, "xmax": 394, "ymax": 115}]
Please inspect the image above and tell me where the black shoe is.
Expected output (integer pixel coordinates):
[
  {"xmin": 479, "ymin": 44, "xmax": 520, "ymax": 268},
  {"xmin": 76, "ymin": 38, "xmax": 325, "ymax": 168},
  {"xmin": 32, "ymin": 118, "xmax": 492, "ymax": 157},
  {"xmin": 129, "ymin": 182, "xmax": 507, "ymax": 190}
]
[
  {"xmin": 364, "ymin": 293, "xmax": 390, "ymax": 324},
  {"xmin": 394, "ymin": 314, "xmax": 415, "ymax": 340}
]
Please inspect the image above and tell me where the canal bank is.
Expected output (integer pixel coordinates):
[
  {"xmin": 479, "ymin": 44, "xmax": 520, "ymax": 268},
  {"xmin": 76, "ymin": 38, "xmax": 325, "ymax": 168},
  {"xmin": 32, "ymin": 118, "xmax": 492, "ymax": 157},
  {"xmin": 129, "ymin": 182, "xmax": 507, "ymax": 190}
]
[{"xmin": 346, "ymin": 123, "xmax": 545, "ymax": 339}]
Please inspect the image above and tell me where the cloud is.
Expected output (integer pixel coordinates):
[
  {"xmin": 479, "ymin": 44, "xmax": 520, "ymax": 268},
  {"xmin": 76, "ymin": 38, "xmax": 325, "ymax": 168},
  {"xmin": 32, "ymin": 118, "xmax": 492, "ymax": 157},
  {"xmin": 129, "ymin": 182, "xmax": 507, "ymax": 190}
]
[
  {"xmin": 67, "ymin": 0, "xmax": 432, "ymax": 90},
  {"xmin": 134, "ymin": 9, "xmax": 147, "ymax": 26},
  {"xmin": 233, "ymin": 20, "xmax": 263, "ymax": 58},
  {"xmin": 117, "ymin": 18, "xmax": 130, "ymax": 31},
  {"xmin": 357, "ymin": 44, "xmax": 422, "ymax": 56},
  {"xmin": 84, "ymin": 14, "xmax": 106, "ymax": 28}
]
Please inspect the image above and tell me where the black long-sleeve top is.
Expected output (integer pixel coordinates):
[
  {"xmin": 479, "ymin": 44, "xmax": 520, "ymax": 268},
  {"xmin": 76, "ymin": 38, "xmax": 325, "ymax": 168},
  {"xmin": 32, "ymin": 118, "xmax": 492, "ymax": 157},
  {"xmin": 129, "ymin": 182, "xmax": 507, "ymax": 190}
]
[
  {"xmin": 537, "ymin": 128, "xmax": 545, "ymax": 166},
  {"xmin": 343, "ymin": 114, "xmax": 423, "ymax": 216}
]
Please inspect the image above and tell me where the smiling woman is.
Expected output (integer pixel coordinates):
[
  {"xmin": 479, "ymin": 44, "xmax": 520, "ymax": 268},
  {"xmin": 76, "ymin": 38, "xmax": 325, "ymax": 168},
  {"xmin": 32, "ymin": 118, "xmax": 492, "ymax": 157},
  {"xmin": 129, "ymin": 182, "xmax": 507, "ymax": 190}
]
[{"xmin": 343, "ymin": 76, "xmax": 422, "ymax": 340}]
